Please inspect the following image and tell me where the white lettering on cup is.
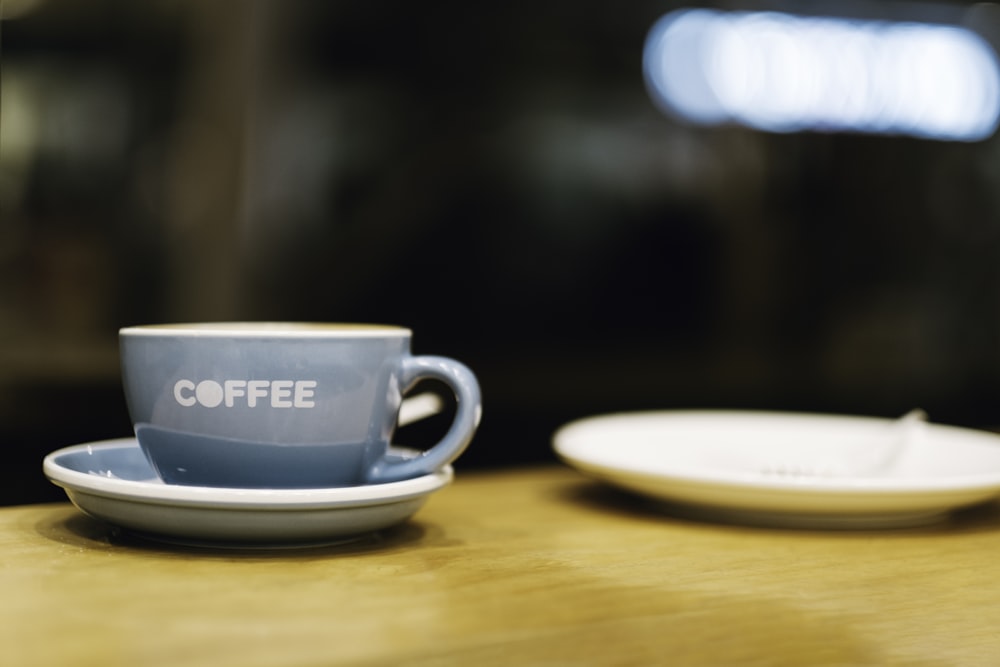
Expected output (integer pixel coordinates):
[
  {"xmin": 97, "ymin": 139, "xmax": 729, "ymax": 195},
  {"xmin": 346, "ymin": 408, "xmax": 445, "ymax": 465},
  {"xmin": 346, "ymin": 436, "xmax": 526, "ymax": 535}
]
[
  {"xmin": 173, "ymin": 379, "xmax": 318, "ymax": 408},
  {"xmin": 247, "ymin": 380, "xmax": 269, "ymax": 408},
  {"xmin": 270, "ymin": 380, "xmax": 293, "ymax": 408},
  {"xmin": 294, "ymin": 380, "xmax": 317, "ymax": 408},
  {"xmin": 174, "ymin": 379, "xmax": 196, "ymax": 407},
  {"xmin": 224, "ymin": 380, "xmax": 246, "ymax": 407},
  {"xmin": 195, "ymin": 380, "xmax": 224, "ymax": 408}
]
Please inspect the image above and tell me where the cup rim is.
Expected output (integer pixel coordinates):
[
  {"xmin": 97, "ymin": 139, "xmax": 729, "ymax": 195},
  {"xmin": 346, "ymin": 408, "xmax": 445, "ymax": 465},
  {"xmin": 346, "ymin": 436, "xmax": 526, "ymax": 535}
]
[{"xmin": 119, "ymin": 322, "xmax": 412, "ymax": 338}]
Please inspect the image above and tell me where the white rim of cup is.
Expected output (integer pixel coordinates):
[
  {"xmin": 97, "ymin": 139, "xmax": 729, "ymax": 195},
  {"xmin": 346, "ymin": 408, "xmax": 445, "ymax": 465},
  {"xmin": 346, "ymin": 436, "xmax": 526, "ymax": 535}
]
[{"xmin": 119, "ymin": 323, "xmax": 412, "ymax": 338}]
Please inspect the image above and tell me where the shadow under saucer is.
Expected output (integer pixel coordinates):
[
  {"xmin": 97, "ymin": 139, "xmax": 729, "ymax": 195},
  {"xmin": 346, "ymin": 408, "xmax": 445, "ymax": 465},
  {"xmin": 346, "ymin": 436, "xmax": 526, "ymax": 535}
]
[{"xmin": 35, "ymin": 505, "xmax": 432, "ymax": 557}]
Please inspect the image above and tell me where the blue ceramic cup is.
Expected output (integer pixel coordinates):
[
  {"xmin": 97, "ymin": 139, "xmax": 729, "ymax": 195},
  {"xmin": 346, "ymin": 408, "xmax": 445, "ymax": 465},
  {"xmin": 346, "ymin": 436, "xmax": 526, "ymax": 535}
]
[{"xmin": 119, "ymin": 323, "xmax": 481, "ymax": 489}]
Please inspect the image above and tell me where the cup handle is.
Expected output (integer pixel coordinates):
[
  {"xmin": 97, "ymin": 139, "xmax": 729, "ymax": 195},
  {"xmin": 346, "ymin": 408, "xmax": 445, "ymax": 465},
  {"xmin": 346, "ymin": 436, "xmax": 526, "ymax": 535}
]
[{"xmin": 367, "ymin": 355, "xmax": 482, "ymax": 483}]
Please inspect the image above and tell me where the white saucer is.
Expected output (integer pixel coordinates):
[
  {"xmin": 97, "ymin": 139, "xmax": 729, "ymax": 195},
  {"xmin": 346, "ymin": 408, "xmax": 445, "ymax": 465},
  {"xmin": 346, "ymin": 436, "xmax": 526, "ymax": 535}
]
[
  {"xmin": 43, "ymin": 439, "xmax": 452, "ymax": 547},
  {"xmin": 553, "ymin": 411, "xmax": 1000, "ymax": 529}
]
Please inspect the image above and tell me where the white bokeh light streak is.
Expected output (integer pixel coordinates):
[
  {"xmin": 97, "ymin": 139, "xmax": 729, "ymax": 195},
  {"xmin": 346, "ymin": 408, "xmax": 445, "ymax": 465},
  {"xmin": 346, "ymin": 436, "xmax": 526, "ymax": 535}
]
[{"xmin": 644, "ymin": 9, "xmax": 1000, "ymax": 141}]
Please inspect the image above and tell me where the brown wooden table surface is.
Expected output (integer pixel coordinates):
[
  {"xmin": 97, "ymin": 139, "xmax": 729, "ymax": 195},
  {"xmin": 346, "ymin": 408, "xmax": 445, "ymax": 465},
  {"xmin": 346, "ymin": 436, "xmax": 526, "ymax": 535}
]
[{"xmin": 4, "ymin": 465, "xmax": 1000, "ymax": 666}]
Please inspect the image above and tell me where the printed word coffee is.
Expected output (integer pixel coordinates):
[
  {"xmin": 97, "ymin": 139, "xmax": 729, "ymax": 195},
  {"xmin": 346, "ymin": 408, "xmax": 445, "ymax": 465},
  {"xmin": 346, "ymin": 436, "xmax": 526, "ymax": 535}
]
[{"xmin": 173, "ymin": 379, "xmax": 318, "ymax": 408}]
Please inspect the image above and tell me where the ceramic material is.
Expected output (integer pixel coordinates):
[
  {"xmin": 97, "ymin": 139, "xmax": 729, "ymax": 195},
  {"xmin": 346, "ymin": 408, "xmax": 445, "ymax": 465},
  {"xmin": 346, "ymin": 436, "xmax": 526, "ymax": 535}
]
[
  {"xmin": 553, "ymin": 410, "xmax": 1000, "ymax": 529},
  {"xmin": 43, "ymin": 439, "xmax": 452, "ymax": 547},
  {"xmin": 119, "ymin": 323, "xmax": 481, "ymax": 488}
]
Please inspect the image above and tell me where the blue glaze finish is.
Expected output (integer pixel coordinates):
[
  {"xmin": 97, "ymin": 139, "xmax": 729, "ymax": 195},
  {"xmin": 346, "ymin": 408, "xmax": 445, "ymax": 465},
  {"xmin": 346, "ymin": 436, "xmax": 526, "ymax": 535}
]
[{"xmin": 119, "ymin": 323, "xmax": 481, "ymax": 489}]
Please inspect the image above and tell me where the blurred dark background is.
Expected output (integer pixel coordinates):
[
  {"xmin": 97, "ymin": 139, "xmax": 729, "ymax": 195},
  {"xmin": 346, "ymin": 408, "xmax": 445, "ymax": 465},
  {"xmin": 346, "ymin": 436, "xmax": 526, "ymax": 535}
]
[{"xmin": 4, "ymin": 0, "xmax": 1000, "ymax": 504}]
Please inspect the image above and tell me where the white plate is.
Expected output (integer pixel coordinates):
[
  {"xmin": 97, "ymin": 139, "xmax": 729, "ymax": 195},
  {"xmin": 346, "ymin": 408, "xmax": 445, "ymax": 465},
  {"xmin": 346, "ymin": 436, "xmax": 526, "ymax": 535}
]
[
  {"xmin": 553, "ymin": 411, "xmax": 1000, "ymax": 529},
  {"xmin": 44, "ymin": 439, "xmax": 452, "ymax": 547}
]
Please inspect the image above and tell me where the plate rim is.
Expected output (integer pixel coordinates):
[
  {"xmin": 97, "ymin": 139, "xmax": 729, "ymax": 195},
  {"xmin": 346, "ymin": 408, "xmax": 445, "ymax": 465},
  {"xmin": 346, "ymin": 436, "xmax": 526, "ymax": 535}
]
[
  {"xmin": 44, "ymin": 439, "xmax": 453, "ymax": 511},
  {"xmin": 553, "ymin": 409, "xmax": 1000, "ymax": 497}
]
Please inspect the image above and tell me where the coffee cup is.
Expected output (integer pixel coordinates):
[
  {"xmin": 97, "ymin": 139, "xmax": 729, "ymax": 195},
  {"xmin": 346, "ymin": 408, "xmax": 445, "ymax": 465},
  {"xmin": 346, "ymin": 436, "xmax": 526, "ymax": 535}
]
[{"xmin": 119, "ymin": 323, "xmax": 481, "ymax": 488}]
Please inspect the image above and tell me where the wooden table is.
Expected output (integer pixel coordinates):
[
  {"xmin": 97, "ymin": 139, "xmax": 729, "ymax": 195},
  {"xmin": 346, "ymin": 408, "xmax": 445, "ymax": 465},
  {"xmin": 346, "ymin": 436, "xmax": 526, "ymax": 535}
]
[{"xmin": 4, "ymin": 465, "xmax": 1000, "ymax": 666}]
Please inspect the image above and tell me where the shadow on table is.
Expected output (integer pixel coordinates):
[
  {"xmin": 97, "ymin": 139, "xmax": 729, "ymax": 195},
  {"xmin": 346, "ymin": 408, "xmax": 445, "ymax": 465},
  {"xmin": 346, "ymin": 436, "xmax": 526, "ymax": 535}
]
[
  {"xmin": 34, "ymin": 506, "xmax": 438, "ymax": 559},
  {"xmin": 556, "ymin": 479, "xmax": 1000, "ymax": 535}
]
